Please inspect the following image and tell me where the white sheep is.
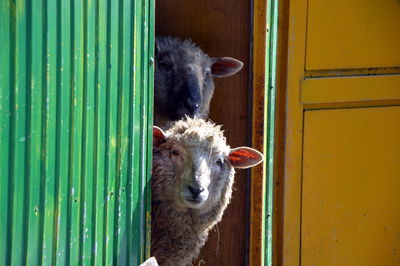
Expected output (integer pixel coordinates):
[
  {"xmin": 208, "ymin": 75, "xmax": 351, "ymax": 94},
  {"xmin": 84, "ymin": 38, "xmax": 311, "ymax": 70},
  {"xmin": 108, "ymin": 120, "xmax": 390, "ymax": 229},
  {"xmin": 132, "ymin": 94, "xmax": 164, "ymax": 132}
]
[{"xmin": 151, "ymin": 117, "xmax": 264, "ymax": 266}]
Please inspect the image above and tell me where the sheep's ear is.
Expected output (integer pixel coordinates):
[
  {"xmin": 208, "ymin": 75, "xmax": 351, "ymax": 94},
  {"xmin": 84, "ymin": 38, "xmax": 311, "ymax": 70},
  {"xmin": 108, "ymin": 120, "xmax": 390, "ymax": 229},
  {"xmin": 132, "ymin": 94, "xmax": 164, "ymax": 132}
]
[
  {"xmin": 153, "ymin": 126, "xmax": 166, "ymax": 147},
  {"xmin": 229, "ymin": 147, "xmax": 264, "ymax": 169},
  {"xmin": 211, "ymin": 57, "xmax": 243, "ymax": 78},
  {"xmin": 155, "ymin": 40, "xmax": 161, "ymax": 55}
]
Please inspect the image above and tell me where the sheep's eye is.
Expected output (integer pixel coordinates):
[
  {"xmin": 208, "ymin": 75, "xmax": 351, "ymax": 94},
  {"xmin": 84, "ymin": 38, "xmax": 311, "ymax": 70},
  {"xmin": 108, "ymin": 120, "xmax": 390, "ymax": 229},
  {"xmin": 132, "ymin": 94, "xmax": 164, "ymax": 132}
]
[
  {"xmin": 159, "ymin": 60, "xmax": 173, "ymax": 71},
  {"xmin": 216, "ymin": 159, "xmax": 224, "ymax": 167},
  {"xmin": 171, "ymin": 150, "xmax": 180, "ymax": 156},
  {"xmin": 205, "ymin": 69, "xmax": 211, "ymax": 78}
]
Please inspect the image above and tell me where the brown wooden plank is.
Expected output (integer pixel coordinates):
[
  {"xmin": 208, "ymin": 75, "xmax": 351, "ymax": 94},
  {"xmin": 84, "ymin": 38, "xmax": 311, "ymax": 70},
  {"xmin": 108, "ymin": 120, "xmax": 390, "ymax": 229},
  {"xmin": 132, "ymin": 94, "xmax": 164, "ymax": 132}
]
[{"xmin": 250, "ymin": 0, "xmax": 267, "ymax": 264}]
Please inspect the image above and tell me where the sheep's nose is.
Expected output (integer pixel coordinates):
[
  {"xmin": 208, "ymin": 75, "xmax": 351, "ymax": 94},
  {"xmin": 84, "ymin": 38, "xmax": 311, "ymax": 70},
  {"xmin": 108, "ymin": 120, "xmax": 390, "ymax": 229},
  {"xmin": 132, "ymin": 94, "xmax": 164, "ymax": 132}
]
[
  {"xmin": 188, "ymin": 185, "xmax": 204, "ymax": 198},
  {"xmin": 185, "ymin": 98, "xmax": 200, "ymax": 114}
]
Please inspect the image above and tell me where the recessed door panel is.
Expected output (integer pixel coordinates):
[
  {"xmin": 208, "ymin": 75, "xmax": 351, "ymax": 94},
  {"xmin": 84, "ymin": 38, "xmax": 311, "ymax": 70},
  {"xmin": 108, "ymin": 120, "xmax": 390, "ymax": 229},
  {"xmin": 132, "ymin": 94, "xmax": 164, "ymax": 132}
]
[
  {"xmin": 306, "ymin": 0, "xmax": 400, "ymax": 70},
  {"xmin": 302, "ymin": 107, "xmax": 400, "ymax": 265}
]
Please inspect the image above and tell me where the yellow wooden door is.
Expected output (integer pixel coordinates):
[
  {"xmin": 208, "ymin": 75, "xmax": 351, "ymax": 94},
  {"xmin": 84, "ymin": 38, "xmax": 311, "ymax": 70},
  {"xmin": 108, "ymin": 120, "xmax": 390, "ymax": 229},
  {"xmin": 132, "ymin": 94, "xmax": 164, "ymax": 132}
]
[{"xmin": 279, "ymin": 0, "xmax": 400, "ymax": 265}]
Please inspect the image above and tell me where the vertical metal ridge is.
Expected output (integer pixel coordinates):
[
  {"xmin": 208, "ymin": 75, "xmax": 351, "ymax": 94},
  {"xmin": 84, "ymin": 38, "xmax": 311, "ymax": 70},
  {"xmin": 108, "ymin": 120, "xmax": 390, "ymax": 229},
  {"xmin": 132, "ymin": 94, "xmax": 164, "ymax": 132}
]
[
  {"xmin": 38, "ymin": 0, "xmax": 48, "ymax": 264},
  {"xmin": 264, "ymin": 0, "xmax": 279, "ymax": 264},
  {"xmin": 144, "ymin": 0, "xmax": 155, "ymax": 258},
  {"xmin": 40, "ymin": 0, "xmax": 58, "ymax": 262},
  {"xmin": 93, "ymin": 0, "xmax": 107, "ymax": 264},
  {"xmin": 126, "ymin": 0, "xmax": 135, "ymax": 262},
  {"xmin": 91, "ymin": 0, "xmax": 100, "ymax": 264},
  {"xmin": 10, "ymin": 0, "xmax": 29, "ymax": 261},
  {"xmin": 78, "ymin": 0, "xmax": 89, "ymax": 263},
  {"xmin": 24, "ymin": 2, "xmax": 44, "ymax": 263},
  {"xmin": 138, "ymin": 0, "xmax": 146, "ymax": 257},
  {"xmin": 6, "ymin": 1, "xmax": 16, "ymax": 264},
  {"xmin": 129, "ymin": 0, "xmax": 143, "ymax": 262},
  {"xmin": 68, "ymin": 1, "xmax": 85, "ymax": 262},
  {"xmin": 102, "ymin": 0, "xmax": 112, "ymax": 263},
  {"xmin": 113, "ymin": 0, "xmax": 124, "ymax": 262},
  {"xmin": 140, "ymin": 0, "xmax": 151, "ymax": 259},
  {"xmin": 53, "ymin": 1, "xmax": 72, "ymax": 263},
  {"xmin": 79, "ymin": 0, "xmax": 97, "ymax": 262},
  {"xmin": 0, "ymin": 0, "xmax": 11, "ymax": 264},
  {"xmin": 65, "ymin": 0, "xmax": 76, "ymax": 263},
  {"xmin": 51, "ymin": 0, "xmax": 63, "ymax": 263},
  {"xmin": 22, "ymin": 0, "xmax": 33, "ymax": 263}
]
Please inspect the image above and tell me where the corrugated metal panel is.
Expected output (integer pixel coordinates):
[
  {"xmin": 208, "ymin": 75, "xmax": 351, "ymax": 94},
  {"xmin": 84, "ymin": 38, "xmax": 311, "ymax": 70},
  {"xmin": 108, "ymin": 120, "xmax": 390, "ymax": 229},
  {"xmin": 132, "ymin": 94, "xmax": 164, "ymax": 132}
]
[{"xmin": 0, "ymin": 0, "xmax": 154, "ymax": 265}]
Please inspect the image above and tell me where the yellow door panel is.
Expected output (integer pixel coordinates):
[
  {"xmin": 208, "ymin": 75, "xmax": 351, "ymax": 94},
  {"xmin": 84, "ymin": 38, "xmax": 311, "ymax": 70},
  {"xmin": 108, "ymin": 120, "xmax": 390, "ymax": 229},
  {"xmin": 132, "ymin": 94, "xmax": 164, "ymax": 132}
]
[
  {"xmin": 306, "ymin": 0, "xmax": 400, "ymax": 70},
  {"xmin": 302, "ymin": 75, "xmax": 400, "ymax": 105},
  {"xmin": 302, "ymin": 107, "xmax": 400, "ymax": 266}
]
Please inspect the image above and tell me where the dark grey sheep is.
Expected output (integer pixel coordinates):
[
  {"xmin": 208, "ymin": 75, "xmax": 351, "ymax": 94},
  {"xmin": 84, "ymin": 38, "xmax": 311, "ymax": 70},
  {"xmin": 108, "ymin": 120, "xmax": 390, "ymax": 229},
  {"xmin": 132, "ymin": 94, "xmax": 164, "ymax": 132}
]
[{"xmin": 154, "ymin": 36, "xmax": 243, "ymax": 129}]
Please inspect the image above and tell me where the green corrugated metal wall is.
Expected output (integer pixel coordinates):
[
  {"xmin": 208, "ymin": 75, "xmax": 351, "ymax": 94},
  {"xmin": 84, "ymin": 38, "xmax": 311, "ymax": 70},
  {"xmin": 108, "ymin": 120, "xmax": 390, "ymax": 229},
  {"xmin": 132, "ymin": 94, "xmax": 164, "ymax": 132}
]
[{"xmin": 0, "ymin": 0, "xmax": 154, "ymax": 265}]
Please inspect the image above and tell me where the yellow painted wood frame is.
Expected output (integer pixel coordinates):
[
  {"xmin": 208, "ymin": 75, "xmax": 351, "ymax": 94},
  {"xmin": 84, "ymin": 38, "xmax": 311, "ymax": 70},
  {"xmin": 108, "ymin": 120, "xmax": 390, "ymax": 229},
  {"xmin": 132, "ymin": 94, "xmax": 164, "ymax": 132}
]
[
  {"xmin": 302, "ymin": 75, "xmax": 400, "ymax": 109},
  {"xmin": 279, "ymin": 0, "xmax": 308, "ymax": 264}
]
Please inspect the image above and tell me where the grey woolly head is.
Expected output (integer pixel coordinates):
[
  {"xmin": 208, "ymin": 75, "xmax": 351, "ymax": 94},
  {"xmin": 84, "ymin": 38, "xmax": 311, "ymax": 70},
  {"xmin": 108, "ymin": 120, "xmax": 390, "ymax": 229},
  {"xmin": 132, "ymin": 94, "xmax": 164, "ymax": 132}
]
[{"xmin": 154, "ymin": 36, "xmax": 243, "ymax": 129}]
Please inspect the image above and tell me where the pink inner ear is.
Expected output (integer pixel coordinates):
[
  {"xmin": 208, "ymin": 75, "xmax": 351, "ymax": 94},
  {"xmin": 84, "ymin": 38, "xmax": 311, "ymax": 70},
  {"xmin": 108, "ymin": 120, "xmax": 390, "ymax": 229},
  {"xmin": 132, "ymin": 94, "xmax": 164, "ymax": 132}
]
[
  {"xmin": 233, "ymin": 149, "xmax": 258, "ymax": 159},
  {"xmin": 230, "ymin": 150, "xmax": 258, "ymax": 162},
  {"xmin": 212, "ymin": 61, "xmax": 238, "ymax": 73},
  {"xmin": 153, "ymin": 127, "xmax": 166, "ymax": 147},
  {"xmin": 211, "ymin": 57, "xmax": 243, "ymax": 77},
  {"xmin": 229, "ymin": 147, "xmax": 264, "ymax": 169}
]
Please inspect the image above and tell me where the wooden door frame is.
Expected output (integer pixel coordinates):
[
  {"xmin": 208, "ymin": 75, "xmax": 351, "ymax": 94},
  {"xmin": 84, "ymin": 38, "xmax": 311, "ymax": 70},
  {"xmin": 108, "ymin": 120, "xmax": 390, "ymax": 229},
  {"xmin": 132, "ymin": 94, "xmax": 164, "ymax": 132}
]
[
  {"xmin": 250, "ymin": 0, "xmax": 279, "ymax": 265},
  {"xmin": 270, "ymin": 0, "xmax": 308, "ymax": 264}
]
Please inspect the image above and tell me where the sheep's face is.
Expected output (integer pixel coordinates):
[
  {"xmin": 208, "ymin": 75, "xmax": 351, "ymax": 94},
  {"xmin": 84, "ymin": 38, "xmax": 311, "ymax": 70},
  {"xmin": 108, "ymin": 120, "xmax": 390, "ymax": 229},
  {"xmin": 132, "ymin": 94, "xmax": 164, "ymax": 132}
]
[
  {"xmin": 154, "ymin": 37, "xmax": 243, "ymax": 127},
  {"xmin": 153, "ymin": 118, "xmax": 264, "ymax": 214},
  {"xmin": 155, "ymin": 46, "xmax": 211, "ymax": 121},
  {"xmin": 169, "ymin": 141, "xmax": 231, "ymax": 211}
]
